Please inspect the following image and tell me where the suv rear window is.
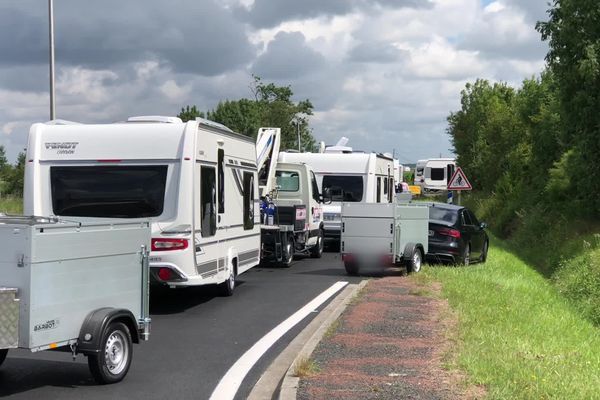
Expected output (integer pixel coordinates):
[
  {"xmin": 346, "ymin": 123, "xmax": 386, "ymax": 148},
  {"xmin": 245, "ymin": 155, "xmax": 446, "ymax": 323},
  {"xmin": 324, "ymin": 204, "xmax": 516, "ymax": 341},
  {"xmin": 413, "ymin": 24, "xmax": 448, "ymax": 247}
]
[
  {"xmin": 51, "ymin": 165, "xmax": 168, "ymax": 218},
  {"xmin": 322, "ymin": 175, "xmax": 363, "ymax": 202}
]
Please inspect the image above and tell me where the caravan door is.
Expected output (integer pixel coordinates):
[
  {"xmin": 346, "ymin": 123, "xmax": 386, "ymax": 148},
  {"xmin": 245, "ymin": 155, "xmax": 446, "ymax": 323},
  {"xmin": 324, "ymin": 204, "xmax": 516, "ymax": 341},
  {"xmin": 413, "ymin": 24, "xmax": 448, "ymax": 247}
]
[{"xmin": 195, "ymin": 161, "xmax": 221, "ymax": 279}]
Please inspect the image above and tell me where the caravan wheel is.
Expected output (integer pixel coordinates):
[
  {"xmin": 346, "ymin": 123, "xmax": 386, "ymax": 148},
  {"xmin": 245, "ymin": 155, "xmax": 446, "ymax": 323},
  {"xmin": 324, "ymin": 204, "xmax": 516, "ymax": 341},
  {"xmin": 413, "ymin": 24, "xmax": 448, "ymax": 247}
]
[
  {"xmin": 281, "ymin": 236, "xmax": 294, "ymax": 267},
  {"xmin": 0, "ymin": 349, "xmax": 8, "ymax": 367},
  {"xmin": 219, "ymin": 269, "xmax": 236, "ymax": 297},
  {"xmin": 88, "ymin": 322, "xmax": 133, "ymax": 384}
]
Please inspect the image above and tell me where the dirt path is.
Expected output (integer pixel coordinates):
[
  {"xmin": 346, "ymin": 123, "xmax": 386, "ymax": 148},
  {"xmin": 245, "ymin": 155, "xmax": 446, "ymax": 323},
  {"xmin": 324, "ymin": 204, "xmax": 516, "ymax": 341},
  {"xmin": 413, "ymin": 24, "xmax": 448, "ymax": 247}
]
[{"xmin": 298, "ymin": 275, "xmax": 479, "ymax": 400}]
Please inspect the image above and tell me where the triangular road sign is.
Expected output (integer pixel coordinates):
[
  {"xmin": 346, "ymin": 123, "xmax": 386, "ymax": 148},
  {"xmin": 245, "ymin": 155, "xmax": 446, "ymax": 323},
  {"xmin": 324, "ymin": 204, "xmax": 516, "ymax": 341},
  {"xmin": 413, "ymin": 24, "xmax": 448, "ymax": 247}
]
[{"xmin": 447, "ymin": 167, "xmax": 472, "ymax": 190}]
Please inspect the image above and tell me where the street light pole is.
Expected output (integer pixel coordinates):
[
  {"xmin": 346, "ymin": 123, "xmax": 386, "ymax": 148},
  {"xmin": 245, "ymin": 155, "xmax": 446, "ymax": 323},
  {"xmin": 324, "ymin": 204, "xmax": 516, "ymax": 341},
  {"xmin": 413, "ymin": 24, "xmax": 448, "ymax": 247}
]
[{"xmin": 48, "ymin": 0, "xmax": 56, "ymax": 120}]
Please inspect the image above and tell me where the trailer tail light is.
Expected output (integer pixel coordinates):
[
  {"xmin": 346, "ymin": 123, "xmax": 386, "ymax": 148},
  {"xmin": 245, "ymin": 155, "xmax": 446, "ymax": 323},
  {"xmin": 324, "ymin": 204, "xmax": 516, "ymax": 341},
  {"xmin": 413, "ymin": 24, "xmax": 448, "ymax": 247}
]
[
  {"xmin": 151, "ymin": 238, "xmax": 189, "ymax": 251},
  {"xmin": 342, "ymin": 253, "xmax": 354, "ymax": 263},
  {"xmin": 438, "ymin": 228, "xmax": 461, "ymax": 238}
]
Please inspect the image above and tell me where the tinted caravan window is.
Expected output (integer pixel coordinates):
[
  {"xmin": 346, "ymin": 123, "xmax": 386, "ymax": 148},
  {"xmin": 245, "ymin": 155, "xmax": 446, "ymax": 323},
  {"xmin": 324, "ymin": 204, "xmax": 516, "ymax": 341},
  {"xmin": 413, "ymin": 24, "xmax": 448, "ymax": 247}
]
[
  {"xmin": 201, "ymin": 166, "xmax": 217, "ymax": 237},
  {"xmin": 51, "ymin": 165, "xmax": 167, "ymax": 218},
  {"xmin": 322, "ymin": 175, "xmax": 363, "ymax": 202},
  {"xmin": 431, "ymin": 168, "xmax": 445, "ymax": 181},
  {"xmin": 218, "ymin": 149, "xmax": 225, "ymax": 214},
  {"xmin": 243, "ymin": 172, "xmax": 255, "ymax": 230}
]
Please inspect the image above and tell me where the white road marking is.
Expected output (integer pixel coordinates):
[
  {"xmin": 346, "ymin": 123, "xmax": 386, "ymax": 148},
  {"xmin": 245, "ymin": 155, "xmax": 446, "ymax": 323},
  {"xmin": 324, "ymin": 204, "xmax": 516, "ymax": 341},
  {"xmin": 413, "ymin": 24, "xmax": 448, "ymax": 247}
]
[{"xmin": 209, "ymin": 281, "xmax": 349, "ymax": 400}]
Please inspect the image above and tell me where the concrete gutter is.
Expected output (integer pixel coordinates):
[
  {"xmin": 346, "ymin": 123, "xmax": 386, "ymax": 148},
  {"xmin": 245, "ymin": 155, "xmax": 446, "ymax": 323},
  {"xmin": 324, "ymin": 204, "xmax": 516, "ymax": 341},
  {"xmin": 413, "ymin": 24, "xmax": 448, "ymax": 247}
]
[{"xmin": 248, "ymin": 279, "xmax": 369, "ymax": 400}]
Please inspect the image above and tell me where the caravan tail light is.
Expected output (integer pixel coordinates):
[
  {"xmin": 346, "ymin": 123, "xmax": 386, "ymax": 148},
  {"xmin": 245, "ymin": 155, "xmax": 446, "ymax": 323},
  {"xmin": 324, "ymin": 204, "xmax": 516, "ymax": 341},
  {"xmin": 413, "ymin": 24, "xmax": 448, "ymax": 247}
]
[
  {"xmin": 438, "ymin": 228, "xmax": 461, "ymax": 238},
  {"xmin": 151, "ymin": 238, "xmax": 189, "ymax": 251}
]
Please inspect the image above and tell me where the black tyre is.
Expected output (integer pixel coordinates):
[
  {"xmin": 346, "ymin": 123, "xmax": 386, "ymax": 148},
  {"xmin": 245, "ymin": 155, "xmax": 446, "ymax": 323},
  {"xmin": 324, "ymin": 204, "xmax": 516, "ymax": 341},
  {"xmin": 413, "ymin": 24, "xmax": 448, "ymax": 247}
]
[
  {"xmin": 344, "ymin": 261, "xmax": 359, "ymax": 276},
  {"xmin": 407, "ymin": 248, "xmax": 423, "ymax": 273},
  {"xmin": 0, "ymin": 349, "xmax": 8, "ymax": 367},
  {"xmin": 480, "ymin": 240, "xmax": 489, "ymax": 263},
  {"xmin": 461, "ymin": 244, "xmax": 471, "ymax": 266},
  {"xmin": 219, "ymin": 268, "xmax": 236, "ymax": 296},
  {"xmin": 281, "ymin": 236, "xmax": 294, "ymax": 267},
  {"xmin": 310, "ymin": 229, "xmax": 324, "ymax": 259},
  {"xmin": 88, "ymin": 322, "xmax": 133, "ymax": 384}
]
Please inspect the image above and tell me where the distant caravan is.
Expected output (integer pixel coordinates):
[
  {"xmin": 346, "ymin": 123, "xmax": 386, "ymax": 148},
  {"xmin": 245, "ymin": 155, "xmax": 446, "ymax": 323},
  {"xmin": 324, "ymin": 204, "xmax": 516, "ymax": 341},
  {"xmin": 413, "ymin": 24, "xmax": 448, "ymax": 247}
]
[
  {"xmin": 24, "ymin": 116, "xmax": 262, "ymax": 295},
  {"xmin": 414, "ymin": 158, "xmax": 456, "ymax": 193}
]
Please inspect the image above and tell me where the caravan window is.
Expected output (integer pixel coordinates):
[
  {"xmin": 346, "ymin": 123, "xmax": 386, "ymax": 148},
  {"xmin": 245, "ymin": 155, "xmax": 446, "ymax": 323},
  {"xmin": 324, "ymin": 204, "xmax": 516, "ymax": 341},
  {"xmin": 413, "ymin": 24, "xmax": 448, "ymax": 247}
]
[
  {"xmin": 243, "ymin": 172, "xmax": 255, "ymax": 230},
  {"xmin": 50, "ymin": 165, "xmax": 167, "ymax": 218},
  {"xmin": 201, "ymin": 166, "xmax": 217, "ymax": 237},
  {"xmin": 431, "ymin": 168, "xmax": 445, "ymax": 181},
  {"xmin": 218, "ymin": 149, "xmax": 225, "ymax": 214},
  {"xmin": 275, "ymin": 171, "xmax": 300, "ymax": 192},
  {"xmin": 376, "ymin": 177, "xmax": 381, "ymax": 203},
  {"xmin": 322, "ymin": 175, "xmax": 363, "ymax": 202}
]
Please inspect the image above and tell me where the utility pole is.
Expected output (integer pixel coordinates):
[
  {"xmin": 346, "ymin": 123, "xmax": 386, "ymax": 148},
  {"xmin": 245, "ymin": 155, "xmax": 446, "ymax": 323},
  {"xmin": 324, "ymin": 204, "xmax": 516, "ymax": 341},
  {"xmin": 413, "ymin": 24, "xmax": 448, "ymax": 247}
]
[
  {"xmin": 48, "ymin": 0, "xmax": 56, "ymax": 120},
  {"xmin": 296, "ymin": 120, "xmax": 301, "ymax": 151}
]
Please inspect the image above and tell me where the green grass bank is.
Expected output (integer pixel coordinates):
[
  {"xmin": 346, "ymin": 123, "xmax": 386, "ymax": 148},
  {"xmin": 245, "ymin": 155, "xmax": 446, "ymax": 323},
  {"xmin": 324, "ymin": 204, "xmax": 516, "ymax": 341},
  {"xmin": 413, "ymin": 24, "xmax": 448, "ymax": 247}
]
[
  {"xmin": 0, "ymin": 197, "xmax": 22, "ymax": 214},
  {"xmin": 422, "ymin": 239, "xmax": 600, "ymax": 399}
]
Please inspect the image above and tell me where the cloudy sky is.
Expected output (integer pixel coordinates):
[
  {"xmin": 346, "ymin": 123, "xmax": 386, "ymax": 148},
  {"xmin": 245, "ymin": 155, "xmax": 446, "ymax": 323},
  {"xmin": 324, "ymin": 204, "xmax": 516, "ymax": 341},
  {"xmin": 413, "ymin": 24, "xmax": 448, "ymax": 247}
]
[{"xmin": 0, "ymin": 0, "xmax": 549, "ymax": 164}]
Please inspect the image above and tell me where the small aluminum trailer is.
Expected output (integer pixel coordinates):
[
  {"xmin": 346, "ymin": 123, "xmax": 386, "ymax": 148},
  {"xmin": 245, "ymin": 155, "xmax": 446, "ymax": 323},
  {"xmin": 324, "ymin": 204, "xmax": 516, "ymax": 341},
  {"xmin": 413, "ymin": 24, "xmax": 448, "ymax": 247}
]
[
  {"xmin": 0, "ymin": 215, "xmax": 151, "ymax": 384},
  {"xmin": 340, "ymin": 202, "xmax": 429, "ymax": 275}
]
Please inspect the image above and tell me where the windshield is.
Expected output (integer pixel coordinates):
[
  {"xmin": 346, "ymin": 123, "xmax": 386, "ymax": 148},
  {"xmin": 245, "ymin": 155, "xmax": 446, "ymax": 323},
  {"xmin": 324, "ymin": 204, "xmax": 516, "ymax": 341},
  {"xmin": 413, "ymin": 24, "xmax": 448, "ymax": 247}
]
[
  {"xmin": 50, "ymin": 165, "xmax": 168, "ymax": 218},
  {"xmin": 322, "ymin": 175, "xmax": 363, "ymax": 202},
  {"xmin": 429, "ymin": 207, "xmax": 458, "ymax": 224}
]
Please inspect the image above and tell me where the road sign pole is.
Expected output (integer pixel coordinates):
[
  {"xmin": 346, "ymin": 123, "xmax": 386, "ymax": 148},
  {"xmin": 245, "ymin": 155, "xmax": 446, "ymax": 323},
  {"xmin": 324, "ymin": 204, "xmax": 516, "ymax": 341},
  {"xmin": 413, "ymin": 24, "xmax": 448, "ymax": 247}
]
[{"xmin": 458, "ymin": 190, "xmax": 461, "ymax": 206}]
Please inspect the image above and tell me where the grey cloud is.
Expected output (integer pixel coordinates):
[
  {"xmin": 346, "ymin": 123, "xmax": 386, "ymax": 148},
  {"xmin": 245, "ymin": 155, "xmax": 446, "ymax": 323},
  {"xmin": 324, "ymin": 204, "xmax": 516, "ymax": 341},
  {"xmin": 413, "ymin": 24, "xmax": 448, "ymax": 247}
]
[
  {"xmin": 348, "ymin": 41, "xmax": 407, "ymax": 63},
  {"xmin": 252, "ymin": 32, "xmax": 325, "ymax": 80},
  {"xmin": 236, "ymin": 0, "xmax": 433, "ymax": 29},
  {"xmin": 0, "ymin": 0, "xmax": 255, "ymax": 76}
]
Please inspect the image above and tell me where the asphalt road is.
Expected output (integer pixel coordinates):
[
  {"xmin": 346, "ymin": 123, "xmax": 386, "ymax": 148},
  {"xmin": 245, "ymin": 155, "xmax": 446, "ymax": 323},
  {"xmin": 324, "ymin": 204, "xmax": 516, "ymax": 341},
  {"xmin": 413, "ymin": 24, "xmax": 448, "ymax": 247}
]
[{"xmin": 0, "ymin": 252, "xmax": 361, "ymax": 400}]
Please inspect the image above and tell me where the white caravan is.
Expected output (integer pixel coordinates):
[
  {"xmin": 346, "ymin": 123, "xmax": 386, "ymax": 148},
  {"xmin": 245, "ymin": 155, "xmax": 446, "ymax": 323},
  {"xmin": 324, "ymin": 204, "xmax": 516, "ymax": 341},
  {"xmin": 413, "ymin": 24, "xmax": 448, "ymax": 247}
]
[
  {"xmin": 414, "ymin": 159, "xmax": 427, "ymax": 186},
  {"xmin": 422, "ymin": 158, "xmax": 456, "ymax": 193},
  {"xmin": 24, "ymin": 116, "xmax": 261, "ymax": 295},
  {"xmin": 277, "ymin": 151, "xmax": 395, "ymax": 244}
]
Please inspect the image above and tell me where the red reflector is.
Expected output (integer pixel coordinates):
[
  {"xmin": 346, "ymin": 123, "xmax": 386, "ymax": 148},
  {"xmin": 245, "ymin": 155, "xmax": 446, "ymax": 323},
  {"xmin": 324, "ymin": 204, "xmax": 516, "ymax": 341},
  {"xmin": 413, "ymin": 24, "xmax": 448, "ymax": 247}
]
[
  {"xmin": 151, "ymin": 238, "xmax": 189, "ymax": 251},
  {"xmin": 158, "ymin": 267, "xmax": 172, "ymax": 281},
  {"xmin": 97, "ymin": 159, "xmax": 122, "ymax": 163},
  {"xmin": 342, "ymin": 253, "xmax": 354, "ymax": 262},
  {"xmin": 439, "ymin": 228, "xmax": 461, "ymax": 238}
]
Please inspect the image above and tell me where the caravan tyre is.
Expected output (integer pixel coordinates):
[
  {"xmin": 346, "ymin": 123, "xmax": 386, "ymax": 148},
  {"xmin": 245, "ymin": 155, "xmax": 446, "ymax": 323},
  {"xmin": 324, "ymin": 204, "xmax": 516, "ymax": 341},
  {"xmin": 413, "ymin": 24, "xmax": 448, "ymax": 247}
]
[
  {"xmin": 88, "ymin": 322, "xmax": 133, "ymax": 384},
  {"xmin": 310, "ymin": 229, "xmax": 324, "ymax": 259},
  {"xmin": 219, "ymin": 269, "xmax": 236, "ymax": 297},
  {"xmin": 0, "ymin": 349, "xmax": 8, "ymax": 367}
]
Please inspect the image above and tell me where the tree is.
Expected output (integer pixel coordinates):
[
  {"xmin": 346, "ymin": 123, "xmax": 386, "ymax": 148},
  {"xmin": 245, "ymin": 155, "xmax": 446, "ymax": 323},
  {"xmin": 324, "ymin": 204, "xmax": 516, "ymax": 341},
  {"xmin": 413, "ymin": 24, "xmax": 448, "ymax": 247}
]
[
  {"xmin": 537, "ymin": 0, "xmax": 600, "ymax": 212},
  {"xmin": 178, "ymin": 105, "xmax": 205, "ymax": 122},
  {"xmin": 179, "ymin": 76, "xmax": 316, "ymax": 150}
]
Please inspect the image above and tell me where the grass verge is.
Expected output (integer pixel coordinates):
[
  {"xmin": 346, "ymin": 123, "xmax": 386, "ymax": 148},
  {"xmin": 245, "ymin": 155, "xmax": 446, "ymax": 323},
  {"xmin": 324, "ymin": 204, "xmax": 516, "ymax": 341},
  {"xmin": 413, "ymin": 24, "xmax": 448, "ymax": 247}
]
[
  {"xmin": 293, "ymin": 357, "xmax": 320, "ymax": 378},
  {"xmin": 424, "ymin": 236, "xmax": 600, "ymax": 399}
]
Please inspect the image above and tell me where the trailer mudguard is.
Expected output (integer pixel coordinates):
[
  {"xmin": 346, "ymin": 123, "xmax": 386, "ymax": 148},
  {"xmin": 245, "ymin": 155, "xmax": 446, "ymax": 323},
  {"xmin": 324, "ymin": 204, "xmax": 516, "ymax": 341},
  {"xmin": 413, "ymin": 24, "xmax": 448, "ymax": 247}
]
[
  {"xmin": 402, "ymin": 242, "xmax": 424, "ymax": 261},
  {"xmin": 77, "ymin": 307, "xmax": 139, "ymax": 355}
]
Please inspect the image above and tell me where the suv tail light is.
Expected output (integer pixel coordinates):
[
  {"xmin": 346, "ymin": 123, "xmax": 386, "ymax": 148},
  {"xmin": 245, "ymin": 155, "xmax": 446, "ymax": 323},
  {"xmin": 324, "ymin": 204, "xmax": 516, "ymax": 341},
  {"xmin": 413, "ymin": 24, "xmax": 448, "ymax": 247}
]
[
  {"xmin": 438, "ymin": 227, "xmax": 461, "ymax": 238},
  {"xmin": 151, "ymin": 238, "xmax": 189, "ymax": 251}
]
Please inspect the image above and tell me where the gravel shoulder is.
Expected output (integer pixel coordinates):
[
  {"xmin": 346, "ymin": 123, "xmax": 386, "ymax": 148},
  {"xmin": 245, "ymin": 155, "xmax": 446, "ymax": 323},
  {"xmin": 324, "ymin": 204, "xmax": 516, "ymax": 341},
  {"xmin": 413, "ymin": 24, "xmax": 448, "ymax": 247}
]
[{"xmin": 297, "ymin": 275, "xmax": 481, "ymax": 400}]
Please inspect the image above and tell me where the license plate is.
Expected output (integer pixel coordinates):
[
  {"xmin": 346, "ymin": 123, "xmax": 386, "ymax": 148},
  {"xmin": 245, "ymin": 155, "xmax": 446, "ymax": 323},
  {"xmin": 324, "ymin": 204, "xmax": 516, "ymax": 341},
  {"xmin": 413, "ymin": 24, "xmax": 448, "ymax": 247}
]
[{"xmin": 428, "ymin": 230, "xmax": 434, "ymax": 237}]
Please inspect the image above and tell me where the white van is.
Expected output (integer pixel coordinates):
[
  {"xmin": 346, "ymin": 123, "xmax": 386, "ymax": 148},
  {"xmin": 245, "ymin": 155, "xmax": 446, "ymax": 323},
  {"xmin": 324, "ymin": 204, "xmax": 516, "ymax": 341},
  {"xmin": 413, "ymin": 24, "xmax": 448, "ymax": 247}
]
[
  {"xmin": 24, "ymin": 116, "xmax": 261, "ymax": 295},
  {"xmin": 277, "ymin": 151, "xmax": 395, "ymax": 244}
]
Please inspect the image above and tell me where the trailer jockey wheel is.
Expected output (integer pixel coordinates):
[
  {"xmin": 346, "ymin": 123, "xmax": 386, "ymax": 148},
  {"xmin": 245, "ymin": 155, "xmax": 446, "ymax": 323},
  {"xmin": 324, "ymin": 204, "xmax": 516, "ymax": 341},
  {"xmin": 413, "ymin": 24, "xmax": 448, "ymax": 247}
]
[
  {"xmin": 0, "ymin": 349, "xmax": 8, "ymax": 367},
  {"xmin": 88, "ymin": 322, "xmax": 133, "ymax": 384}
]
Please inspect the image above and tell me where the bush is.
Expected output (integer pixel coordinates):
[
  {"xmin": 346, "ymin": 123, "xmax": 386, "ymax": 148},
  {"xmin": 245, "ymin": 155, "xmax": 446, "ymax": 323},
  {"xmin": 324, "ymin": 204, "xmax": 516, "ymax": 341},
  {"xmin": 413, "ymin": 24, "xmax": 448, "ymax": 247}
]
[{"xmin": 554, "ymin": 242, "xmax": 600, "ymax": 325}]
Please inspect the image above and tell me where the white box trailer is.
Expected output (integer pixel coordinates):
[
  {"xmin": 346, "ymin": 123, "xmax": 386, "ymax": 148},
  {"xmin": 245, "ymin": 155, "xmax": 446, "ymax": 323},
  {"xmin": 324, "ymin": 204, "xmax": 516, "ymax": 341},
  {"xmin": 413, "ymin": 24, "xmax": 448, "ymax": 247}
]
[
  {"xmin": 0, "ymin": 215, "xmax": 151, "ymax": 384},
  {"xmin": 340, "ymin": 202, "xmax": 429, "ymax": 275},
  {"xmin": 24, "ymin": 116, "xmax": 261, "ymax": 295},
  {"xmin": 278, "ymin": 152, "xmax": 395, "ymax": 245}
]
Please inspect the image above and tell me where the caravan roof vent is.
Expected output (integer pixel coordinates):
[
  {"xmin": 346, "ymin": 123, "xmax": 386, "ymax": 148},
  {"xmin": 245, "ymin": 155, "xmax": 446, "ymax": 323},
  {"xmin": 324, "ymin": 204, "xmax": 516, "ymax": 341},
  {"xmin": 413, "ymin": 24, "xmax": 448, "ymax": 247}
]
[
  {"xmin": 195, "ymin": 117, "xmax": 234, "ymax": 133},
  {"xmin": 45, "ymin": 119, "xmax": 82, "ymax": 125},
  {"xmin": 127, "ymin": 116, "xmax": 183, "ymax": 124}
]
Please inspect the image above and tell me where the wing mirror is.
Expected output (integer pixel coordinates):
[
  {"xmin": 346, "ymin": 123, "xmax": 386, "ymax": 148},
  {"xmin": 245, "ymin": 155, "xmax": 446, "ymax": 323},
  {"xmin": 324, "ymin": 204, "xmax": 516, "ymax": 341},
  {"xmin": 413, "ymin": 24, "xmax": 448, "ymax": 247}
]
[
  {"xmin": 480, "ymin": 222, "xmax": 488, "ymax": 230},
  {"xmin": 321, "ymin": 188, "xmax": 333, "ymax": 205}
]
